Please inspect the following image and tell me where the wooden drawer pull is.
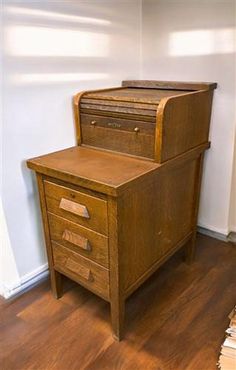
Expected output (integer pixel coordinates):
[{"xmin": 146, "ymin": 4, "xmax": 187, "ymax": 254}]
[
  {"xmin": 62, "ymin": 229, "xmax": 91, "ymax": 251},
  {"xmin": 65, "ymin": 258, "xmax": 93, "ymax": 281},
  {"xmin": 59, "ymin": 198, "xmax": 90, "ymax": 219}
]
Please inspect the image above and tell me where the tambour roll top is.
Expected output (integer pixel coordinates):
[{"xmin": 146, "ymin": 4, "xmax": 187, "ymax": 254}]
[{"xmin": 74, "ymin": 80, "xmax": 217, "ymax": 162}]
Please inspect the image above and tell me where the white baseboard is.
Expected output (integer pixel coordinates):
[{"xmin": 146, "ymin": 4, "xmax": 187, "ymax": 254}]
[
  {"xmin": 197, "ymin": 223, "xmax": 236, "ymax": 243},
  {"xmin": 197, "ymin": 222, "xmax": 229, "ymax": 237},
  {"xmin": 197, "ymin": 226, "xmax": 228, "ymax": 242},
  {"xmin": 2, "ymin": 263, "xmax": 49, "ymax": 299}
]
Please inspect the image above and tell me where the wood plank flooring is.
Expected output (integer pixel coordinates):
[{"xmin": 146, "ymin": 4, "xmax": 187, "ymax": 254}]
[{"xmin": 1, "ymin": 234, "xmax": 236, "ymax": 370}]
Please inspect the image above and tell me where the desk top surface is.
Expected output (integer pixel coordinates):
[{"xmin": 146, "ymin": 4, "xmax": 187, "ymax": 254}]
[{"xmin": 27, "ymin": 146, "xmax": 160, "ymax": 195}]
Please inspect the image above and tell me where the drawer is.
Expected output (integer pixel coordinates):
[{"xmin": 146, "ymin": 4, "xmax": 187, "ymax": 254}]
[
  {"xmin": 52, "ymin": 242, "xmax": 110, "ymax": 300},
  {"xmin": 44, "ymin": 180, "xmax": 108, "ymax": 235},
  {"xmin": 80, "ymin": 114, "xmax": 155, "ymax": 159},
  {"xmin": 48, "ymin": 213, "xmax": 108, "ymax": 268}
]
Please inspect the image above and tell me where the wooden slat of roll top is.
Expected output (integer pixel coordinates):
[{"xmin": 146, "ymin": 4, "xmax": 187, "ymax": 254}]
[
  {"xmin": 82, "ymin": 87, "xmax": 192, "ymax": 104},
  {"xmin": 81, "ymin": 98, "xmax": 157, "ymax": 110},
  {"xmin": 80, "ymin": 109, "xmax": 156, "ymax": 122},
  {"xmin": 80, "ymin": 103, "xmax": 157, "ymax": 118}
]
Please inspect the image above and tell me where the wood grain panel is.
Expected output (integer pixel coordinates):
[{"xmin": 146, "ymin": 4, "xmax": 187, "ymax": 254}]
[
  {"xmin": 116, "ymin": 157, "xmax": 199, "ymax": 293},
  {"xmin": 159, "ymin": 159, "xmax": 198, "ymax": 256},
  {"xmin": 62, "ymin": 229, "xmax": 91, "ymax": 251},
  {"xmin": 80, "ymin": 103, "xmax": 156, "ymax": 118},
  {"xmin": 27, "ymin": 146, "xmax": 160, "ymax": 197},
  {"xmin": 48, "ymin": 213, "xmax": 109, "ymax": 268},
  {"xmin": 83, "ymin": 87, "xmax": 190, "ymax": 104},
  {"xmin": 81, "ymin": 125, "xmax": 155, "ymax": 159},
  {"xmin": 80, "ymin": 108, "xmax": 156, "ymax": 122},
  {"xmin": 155, "ymin": 90, "xmax": 214, "ymax": 162},
  {"xmin": 44, "ymin": 180, "xmax": 108, "ymax": 235},
  {"xmin": 52, "ymin": 242, "xmax": 110, "ymax": 300},
  {"xmin": 117, "ymin": 175, "xmax": 163, "ymax": 291},
  {"xmin": 81, "ymin": 98, "xmax": 158, "ymax": 110},
  {"xmin": 81, "ymin": 113, "xmax": 156, "ymax": 134},
  {"xmin": 36, "ymin": 174, "xmax": 63, "ymax": 299},
  {"xmin": 122, "ymin": 80, "xmax": 217, "ymax": 91}
]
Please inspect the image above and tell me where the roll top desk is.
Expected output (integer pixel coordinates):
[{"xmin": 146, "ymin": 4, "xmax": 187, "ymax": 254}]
[{"xmin": 27, "ymin": 80, "xmax": 216, "ymax": 340}]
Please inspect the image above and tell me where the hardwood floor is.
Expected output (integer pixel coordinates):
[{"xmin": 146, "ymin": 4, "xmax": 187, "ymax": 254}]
[{"xmin": 1, "ymin": 234, "xmax": 236, "ymax": 370}]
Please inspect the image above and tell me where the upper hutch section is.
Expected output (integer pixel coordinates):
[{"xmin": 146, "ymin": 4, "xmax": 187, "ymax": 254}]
[{"xmin": 74, "ymin": 80, "xmax": 217, "ymax": 163}]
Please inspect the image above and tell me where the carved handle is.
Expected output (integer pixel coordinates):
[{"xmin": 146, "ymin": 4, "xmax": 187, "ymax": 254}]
[
  {"xmin": 59, "ymin": 198, "xmax": 90, "ymax": 219},
  {"xmin": 62, "ymin": 229, "xmax": 91, "ymax": 251},
  {"xmin": 65, "ymin": 258, "xmax": 93, "ymax": 281}
]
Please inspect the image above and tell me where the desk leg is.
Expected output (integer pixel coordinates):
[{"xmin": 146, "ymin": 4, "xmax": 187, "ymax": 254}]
[
  {"xmin": 185, "ymin": 153, "xmax": 204, "ymax": 264},
  {"xmin": 108, "ymin": 196, "xmax": 124, "ymax": 340},
  {"xmin": 36, "ymin": 173, "xmax": 63, "ymax": 298},
  {"xmin": 50, "ymin": 269, "xmax": 63, "ymax": 299},
  {"xmin": 185, "ymin": 234, "xmax": 196, "ymax": 264},
  {"xmin": 111, "ymin": 298, "xmax": 124, "ymax": 341}
]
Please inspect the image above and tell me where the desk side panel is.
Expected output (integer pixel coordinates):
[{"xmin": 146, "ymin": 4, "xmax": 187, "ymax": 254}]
[
  {"xmin": 155, "ymin": 90, "xmax": 214, "ymax": 162},
  {"xmin": 118, "ymin": 155, "xmax": 201, "ymax": 295}
]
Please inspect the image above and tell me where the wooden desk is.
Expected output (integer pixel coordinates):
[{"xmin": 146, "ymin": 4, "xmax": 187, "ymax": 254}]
[{"xmin": 27, "ymin": 80, "xmax": 216, "ymax": 340}]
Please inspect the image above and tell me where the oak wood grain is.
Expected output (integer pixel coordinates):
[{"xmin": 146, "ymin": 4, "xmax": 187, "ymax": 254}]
[
  {"xmin": 59, "ymin": 198, "xmax": 89, "ymax": 219},
  {"xmin": 83, "ymin": 87, "xmax": 191, "ymax": 104},
  {"xmin": 52, "ymin": 242, "xmax": 110, "ymax": 301},
  {"xmin": 36, "ymin": 174, "xmax": 63, "ymax": 299},
  {"xmin": 73, "ymin": 86, "xmax": 124, "ymax": 145},
  {"xmin": 107, "ymin": 196, "xmax": 124, "ymax": 341},
  {"xmin": 48, "ymin": 213, "xmax": 109, "ymax": 268},
  {"xmin": 62, "ymin": 229, "xmax": 91, "ymax": 251},
  {"xmin": 27, "ymin": 146, "xmax": 160, "ymax": 196},
  {"xmin": 122, "ymin": 79, "xmax": 217, "ymax": 90},
  {"xmin": 155, "ymin": 90, "xmax": 214, "ymax": 162},
  {"xmin": 44, "ymin": 179, "xmax": 108, "ymax": 234}
]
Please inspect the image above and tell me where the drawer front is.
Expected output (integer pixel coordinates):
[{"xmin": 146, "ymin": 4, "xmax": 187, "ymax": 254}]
[
  {"xmin": 52, "ymin": 242, "xmax": 110, "ymax": 300},
  {"xmin": 44, "ymin": 181, "xmax": 108, "ymax": 235},
  {"xmin": 48, "ymin": 213, "xmax": 109, "ymax": 268},
  {"xmin": 80, "ymin": 114, "xmax": 155, "ymax": 159}
]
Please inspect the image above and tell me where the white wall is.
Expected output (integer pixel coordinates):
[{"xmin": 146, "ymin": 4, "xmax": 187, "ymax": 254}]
[
  {"xmin": 142, "ymin": 0, "xmax": 236, "ymax": 235},
  {"xmin": 1, "ymin": 0, "xmax": 141, "ymax": 295}
]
